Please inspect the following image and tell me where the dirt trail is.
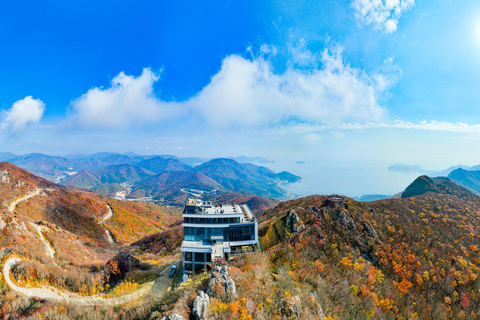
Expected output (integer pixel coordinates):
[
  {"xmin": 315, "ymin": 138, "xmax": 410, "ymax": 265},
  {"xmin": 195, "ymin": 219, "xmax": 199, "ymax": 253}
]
[
  {"xmin": 3, "ymin": 257, "xmax": 176, "ymax": 306},
  {"xmin": 99, "ymin": 205, "xmax": 113, "ymax": 224},
  {"xmin": 9, "ymin": 189, "xmax": 42, "ymax": 213},
  {"xmin": 99, "ymin": 205, "xmax": 114, "ymax": 244},
  {"xmin": 29, "ymin": 222, "xmax": 57, "ymax": 266}
]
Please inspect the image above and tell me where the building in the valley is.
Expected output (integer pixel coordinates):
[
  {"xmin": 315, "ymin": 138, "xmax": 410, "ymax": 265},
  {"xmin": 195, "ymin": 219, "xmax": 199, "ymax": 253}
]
[{"xmin": 181, "ymin": 198, "xmax": 259, "ymax": 273}]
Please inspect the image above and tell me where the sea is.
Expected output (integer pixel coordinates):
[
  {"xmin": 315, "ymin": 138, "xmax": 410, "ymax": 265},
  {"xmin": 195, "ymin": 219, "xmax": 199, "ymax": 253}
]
[{"xmin": 265, "ymin": 161, "xmax": 423, "ymax": 199}]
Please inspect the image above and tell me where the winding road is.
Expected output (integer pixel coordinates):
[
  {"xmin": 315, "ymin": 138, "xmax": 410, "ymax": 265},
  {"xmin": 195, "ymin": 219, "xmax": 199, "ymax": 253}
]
[
  {"xmin": 3, "ymin": 257, "xmax": 176, "ymax": 306},
  {"xmin": 9, "ymin": 189, "xmax": 42, "ymax": 213},
  {"xmin": 3, "ymin": 193, "xmax": 178, "ymax": 305}
]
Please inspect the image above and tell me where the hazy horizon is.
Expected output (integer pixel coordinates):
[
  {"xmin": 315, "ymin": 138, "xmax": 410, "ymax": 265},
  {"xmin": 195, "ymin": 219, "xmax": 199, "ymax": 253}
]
[{"xmin": 0, "ymin": 149, "xmax": 472, "ymax": 198}]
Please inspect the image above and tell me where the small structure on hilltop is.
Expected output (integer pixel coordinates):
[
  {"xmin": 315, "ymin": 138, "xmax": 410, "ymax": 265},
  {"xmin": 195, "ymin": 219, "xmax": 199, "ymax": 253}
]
[{"xmin": 181, "ymin": 198, "xmax": 259, "ymax": 273}]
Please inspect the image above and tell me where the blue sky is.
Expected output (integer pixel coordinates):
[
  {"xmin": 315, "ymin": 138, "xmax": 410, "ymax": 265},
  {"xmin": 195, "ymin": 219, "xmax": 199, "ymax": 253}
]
[{"xmin": 3, "ymin": 0, "xmax": 480, "ymax": 195}]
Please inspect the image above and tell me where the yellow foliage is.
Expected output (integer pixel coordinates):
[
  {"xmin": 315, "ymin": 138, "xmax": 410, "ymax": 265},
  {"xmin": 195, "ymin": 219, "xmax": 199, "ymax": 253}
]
[
  {"xmin": 415, "ymin": 274, "xmax": 424, "ymax": 287},
  {"xmin": 377, "ymin": 298, "xmax": 394, "ymax": 313},
  {"xmin": 340, "ymin": 257, "xmax": 352, "ymax": 270},
  {"xmin": 239, "ymin": 307, "xmax": 252, "ymax": 320},
  {"xmin": 376, "ymin": 270, "xmax": 384, "ymax": 284},
  {"xmin": 111, "ymin": 281, "xmax": 139, "ymax": 295},
  {"xmin": 453, "ymin": 291, "xmax": 459, "ymax": 302},
  {"xmin": 458, "ymin": 258, "xmax": 468, "ymax": 269},
  {"xmin": 210, "ymin": 298, "xmax": 229, "ymax": 314},
  {"xmin": 353, "ymin": 262, "xmax": 364, "ymax": 273},
  {"xmin": 422, "ymin": 271, "xmax": 430, "ymax": 282}
]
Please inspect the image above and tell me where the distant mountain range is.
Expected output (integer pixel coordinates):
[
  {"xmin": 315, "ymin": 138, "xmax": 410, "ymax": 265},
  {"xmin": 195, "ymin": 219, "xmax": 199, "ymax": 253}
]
[
  {"xmin": 446, "ymin": 168, "xmax": 480, "ymax": 195},
  {"xmin": 388, "ymin": 163, "xmax": 475, "ymax": 176},
  {"xmin": 352, "ymin": 194, "xmax": 391, "ymax": 202},
  {"xmin": 401, "ymin": 175, "xmax": 473, "ymax": 198},
  {"xmin": 387, "ymin": 164, "xmax": 435, "ymax": 174},
  {"xmin": 0, "ymin": 152, "xmax": 298, "ymax": 203},
  {"xmin": 387, "ymin": 163, "xmax": 480, "ymax": 197}
]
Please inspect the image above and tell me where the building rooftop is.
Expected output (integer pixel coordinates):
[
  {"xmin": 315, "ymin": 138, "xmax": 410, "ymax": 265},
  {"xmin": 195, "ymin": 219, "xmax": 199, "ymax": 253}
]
[{"xmin": 184, "ymin": 198, "xmax": 255, "ymax": 221}]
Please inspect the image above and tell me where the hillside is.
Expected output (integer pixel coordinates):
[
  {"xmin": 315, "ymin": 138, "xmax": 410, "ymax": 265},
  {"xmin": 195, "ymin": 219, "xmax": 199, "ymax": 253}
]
[
  {"xmin": 8, "ymin": 153, "xmax": 73, "ymax": 181},
  {"xmin": 148, "ymin": 176, "xmax": 480, "ymax": 319},
  {"xmin": 193, "ymin": 158, "xmax": 299, "ymax": 199},
  {"xmin": 0, "ymin": 163, "xmax": 181, "ymax": 245},
  {"xmin": 129, "ymin": 171, "xmax": 225, "ymax": 202},
  {"xmin": 246, "ymin": 179, "xmax": 480, "ymax": 319},
  {"xmin": 4, "ymin": 153, "xmax": 300, "ymax": 203},
  {"xmin": 447, "ymin": 168, "xmax": 480, "ymax": 195},
  {"xmin": 137, "ymin": 157, "xmax": 192, "ymax": 174},
  {"xmin": 62, "ymin": 157, "xmax": 299, "ymax": 203},
  {"xmin": 401, "ymin": 175, "xmax": 474, "ymax": 199},
  {"xmin": 3, "ymin": 171, "xmax": 480, "ymax": 319},
  {"xmin": 0, "ymin": 163, "xmax": 185, "ymax": 318},
  {"xmin": 61, "ymin": 164, "xmax": 155, "ymax": 191}
]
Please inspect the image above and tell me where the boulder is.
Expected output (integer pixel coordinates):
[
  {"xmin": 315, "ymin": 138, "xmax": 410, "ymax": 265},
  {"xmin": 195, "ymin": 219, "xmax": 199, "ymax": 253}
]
[
  {"xmin": 0, "ymin": 170, "xmax": 9, "ymax": 183},
  {"xmin": 159, "ymin": 314, "xmax": 185, "ymax": 320},
  {"xmin": 104, "ymin": 252, "xmax": 140, "ymax": 286},
  {"xmin": 192, "ymin": 291, "xmax": 209, "ymax": 320},
  {"xmin": 362, "ymin": 221, "xmax": 378, "ymax": 238},
  {"xmin": 281, "ymin": 296, "xmax": 301, "ymax": 319},
  {"xmin": 286, "ymin": 209, "xmax": 304, "ymax": 233},
  {"xmin": 206, "ymin": 266, "xmax": 237, "ymax": 299},
  {"xmin": 336, "ymin": 210, "xmax": 355, "ymax": 230}
]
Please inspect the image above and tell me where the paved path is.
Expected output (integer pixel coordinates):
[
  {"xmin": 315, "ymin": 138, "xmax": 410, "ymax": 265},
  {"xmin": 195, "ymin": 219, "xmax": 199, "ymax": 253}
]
[{"xmin": 3, "ymin": 257, "xmax": 175, "ymax": 306}]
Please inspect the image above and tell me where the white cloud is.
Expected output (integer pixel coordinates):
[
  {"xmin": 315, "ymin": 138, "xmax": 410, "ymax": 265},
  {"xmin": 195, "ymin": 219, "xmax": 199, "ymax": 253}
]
[
  {"xmin": 352, "ymin": 0, "xmax": 415, "ymax": 33},
  {"xmin": 189, "ymin": 46, "xmax": 392, "ymax": 127},
  {"xmin": 274, "ymin": 120, "xmax": 480, "ymax": 134},
  {"xmin": 69, "ymin": 45, "xmax": 399, "ymax": 129},
  {"xmin": 1, "ymin": 96, "xmax": 45, "ymax": 132},
  {"xmin": 69, "ymin": 68, "xmax": 180, "ymax": 127}
]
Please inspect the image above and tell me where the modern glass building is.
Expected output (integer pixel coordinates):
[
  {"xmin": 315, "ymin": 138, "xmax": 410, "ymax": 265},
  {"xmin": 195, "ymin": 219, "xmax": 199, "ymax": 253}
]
[{"xmin": 181, "ymin": 198, "xmax": 259, "ymax": 273}]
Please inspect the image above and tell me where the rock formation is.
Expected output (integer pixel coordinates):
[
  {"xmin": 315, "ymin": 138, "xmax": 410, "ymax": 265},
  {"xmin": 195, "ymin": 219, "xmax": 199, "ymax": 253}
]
[
  {"xmin": 104, "ymin": 252, "xmax": 140, "ymax": 286},
  {"xmin": 286, "ymin": 209, "xmax": 304, "ymax": 233},
  {"xmin": 159, "ymin": 314, "xmax": 185, "ymax": 320},
  {"xmin": 192, "ymin": 291, "xmax": 209, "ymax": 320},
  {"xmin": 0, "ymin": 170, "xmax": 9, "ymax": 183},
  {"xmin": 206, "ymin": 266, "xmax": 237, "ymax": 299}
]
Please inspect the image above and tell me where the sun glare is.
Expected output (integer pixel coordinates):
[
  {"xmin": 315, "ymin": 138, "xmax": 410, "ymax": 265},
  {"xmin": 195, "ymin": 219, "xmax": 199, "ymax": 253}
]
[{"xmin": 476, "ymin": 21, "xmax": 480, "ymax": 44}]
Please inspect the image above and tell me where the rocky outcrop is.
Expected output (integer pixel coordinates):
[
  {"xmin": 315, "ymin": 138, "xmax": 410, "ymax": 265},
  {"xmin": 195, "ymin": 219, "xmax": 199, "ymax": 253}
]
[
  {"xmin": 104, "ymin": 252, "xmax": 140, "ymax": 286},
  {"xmin": 159, "ymin": 314, "xmax": 185, "ymax": 320},
  {"xmin": 281, "ymin": 295, "xmax": 301, "ymax": 319},
  {"xmin": 286, "ymin": 209, "xmax": 304, "ymax": 233},
  {"xmin": 206, "ymin": 266, "xmax": 237, "ymax": 299},
  {"xmin": 362, "ymin": 221, "xmax": 378, "ymax": 239},
  {"xmin": 0, "ymin": 170, "xmax": 9, "ymax": 183},
  {"xmin": 311, "ymin": 291, "xmax": 326, "ymax": 320},
  {"xmin": 192, "ymin": 291, "xmax": 209, "ymax": 320},
  {"xmin": 336, "ymin": 210, "xmax": 355, "ymax": 230}
]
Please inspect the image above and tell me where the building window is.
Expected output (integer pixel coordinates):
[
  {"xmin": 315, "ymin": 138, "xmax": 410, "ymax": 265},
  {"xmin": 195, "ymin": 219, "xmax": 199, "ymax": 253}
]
[
  {"xmin": 185, "ymin": 252, "xmax": 192, "ymax": 261},
  {"xmin": 194, "ymin": 252, "xmax": 205, "ymax": 262}
]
